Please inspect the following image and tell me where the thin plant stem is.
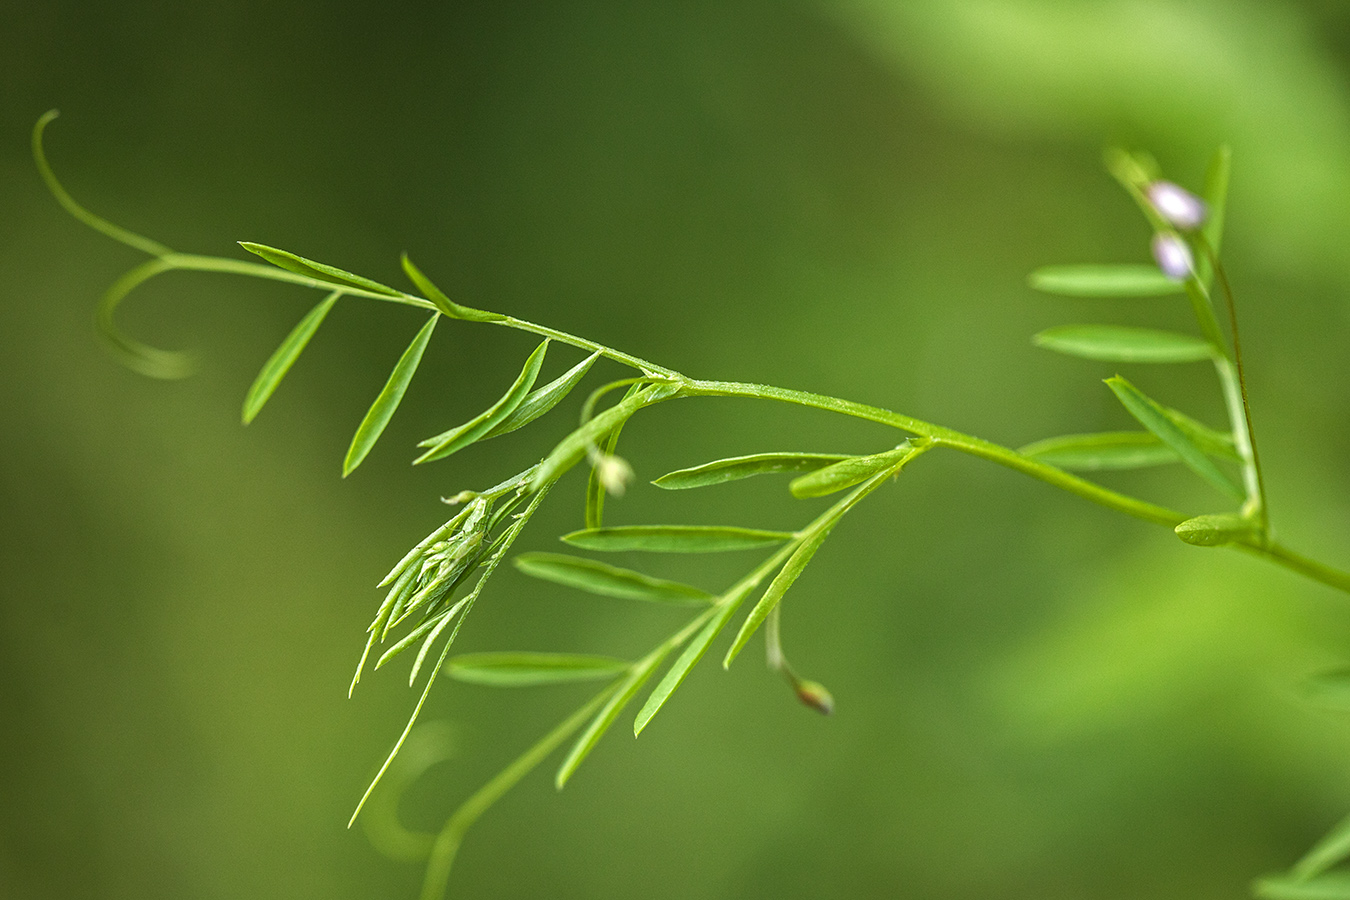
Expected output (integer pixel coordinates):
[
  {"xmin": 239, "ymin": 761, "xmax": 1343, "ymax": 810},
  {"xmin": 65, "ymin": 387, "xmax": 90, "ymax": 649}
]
[{"xmin": 1200, "ymin": 235, "xmax": 1270, "ymax": 532}]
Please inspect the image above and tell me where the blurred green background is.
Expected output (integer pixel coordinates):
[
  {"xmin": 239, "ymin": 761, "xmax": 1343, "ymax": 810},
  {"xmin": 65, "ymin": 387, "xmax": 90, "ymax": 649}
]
[{"xmin": 6, "ymin": 1, "xmax": 1350, "ymax": 897}]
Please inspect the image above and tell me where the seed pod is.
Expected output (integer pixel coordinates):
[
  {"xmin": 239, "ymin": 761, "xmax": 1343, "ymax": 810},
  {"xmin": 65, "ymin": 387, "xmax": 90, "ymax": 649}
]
[{"xmin": 794, "ymin": 679, "xmax": 835, "ymax": 716}]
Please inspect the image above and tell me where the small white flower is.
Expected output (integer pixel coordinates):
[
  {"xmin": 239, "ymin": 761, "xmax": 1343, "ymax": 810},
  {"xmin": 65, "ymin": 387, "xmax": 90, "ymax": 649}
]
[
  {"xmin": 1151, "ymin": 233, "xmax": 1194, "ymax": 281},
  {"xmin": 1146, "ymin": 181, "xmax": 1207, "ymax": 231},
  {"xmin": 594, "ymin": 453, "xmax": 635, "ymax": 497}
]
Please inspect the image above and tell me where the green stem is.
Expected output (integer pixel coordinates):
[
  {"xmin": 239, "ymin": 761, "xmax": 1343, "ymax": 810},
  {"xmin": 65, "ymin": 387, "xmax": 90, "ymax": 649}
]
[
  {"xmin": 681, "ymin": 379, "xmax": 1186, "ymax": 527},
  {"xmin": 1201, "ymin": 238, "xmax": 1269, "ymax": 530},
  {"xmin": 1242, "ymin": 540, "xmax": 1350, "ymax": 594}
]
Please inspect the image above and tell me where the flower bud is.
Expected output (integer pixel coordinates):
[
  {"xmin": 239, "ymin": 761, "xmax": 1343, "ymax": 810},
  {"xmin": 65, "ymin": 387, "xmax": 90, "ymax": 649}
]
[
  {"xmin": 1146, "ymin": 181, "xmax": 1207, "ymax": 230},
  {"xmin": 1151, "ymin": 233, "xmax": 1194, "ymax": 281},
  {"xmin": 594, "ymin": 453, "xmax": 635, "ymax": 497}
]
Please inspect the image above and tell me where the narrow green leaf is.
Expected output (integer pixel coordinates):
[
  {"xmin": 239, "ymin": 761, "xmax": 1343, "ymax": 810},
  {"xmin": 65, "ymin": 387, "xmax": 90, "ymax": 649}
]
[
  {"xmin": 400, "ymin": 253, "xmax": 504, "ymax": 322},
  {"xmin": 446, "ymin": 652, "xmax": 629, "ymax": 687},
  {"xmin": 561, "ymin": 525, "xmax": 793, "ymax": 553},
  {"xmin": 1175, "ymin": 512, "xmax": 1255, "ymax": 547},
  {"xmin": 1018, "ymin": 431, "xmax": 1178, "ymax": 471},
  {"xmin": 1303, "ymin": 668, "xmax": 1350, "ymax": 713},
  {"xmin": 343, "ymin": 312, "xmax": 439, "ymax": 476},
  {"xmin": 1028, "ymin": 264, "xmax": 1185, "ymax": 298},
  {"xmin": 242, "ymin": 291, "xmax": 341, "ymax": 424},
  {"xmin": 1254, "ymin": 873, "xmax": 1350, "ymax": 900},
  {"xmin": 1291, "ymin": 812, "xmax": 1350, "ymax": 881},
  {"xmin": 530, "ymin": 382, "xmax": 679, "ymax": 492},
  {"xmin": 556, "ymin": 647, "xmax": 672, "ymax": 788},
  {"xmin": 375, "ymin": 609, "xmax": 452, "ymax": 671},
  {"xmin": 1106, "ymin": 376, "xmax": 1244, "ymax": 500},
  {"xmin": 415, "ymin": 340, "xmax": 549, "ymax": 464},
  {"xmin": 407, "ymin": 601, "xmax": 464, "ymax": 687},
  {"xmin": 1161, "ymin": 405, "xmax": 1240, "ymax": 461},
  {"xmin": 654, "ymin": 452, "xmax": 851, "ymax": 490},
  {"xmin": 514, "ymin": 552, "xmax": 712, "ymax": 605},
  {"xmin": 349, "ymin": 566, "xmax": 416, "ymax": 697},
  {"xmin": 239, "ymin": 241, "xmax": 402, "ymax": 297},
  {"xmin": 789, "ymin": 445, "xmax": 912, "ymax": 499},
  {"xmin": 482, "ymin": 351, "xmax": 601, "ymax": 439},
  {"xmin": 724, "ymin": 527, "xmax": 833, "ymax": 666},
  {"xmin": 1034, "ymin": 325, "xmax": 1213, "ymax": 363},
  {"xmin": 634, "ymin": 595, "xmax": 747, "ymax": 737}
]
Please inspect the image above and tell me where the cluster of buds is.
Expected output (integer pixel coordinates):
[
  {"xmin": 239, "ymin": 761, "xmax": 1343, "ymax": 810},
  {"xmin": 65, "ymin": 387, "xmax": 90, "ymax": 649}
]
[{"xmin": 1145, "ymin": 180, "xmax": 1208, "ymax": 281}]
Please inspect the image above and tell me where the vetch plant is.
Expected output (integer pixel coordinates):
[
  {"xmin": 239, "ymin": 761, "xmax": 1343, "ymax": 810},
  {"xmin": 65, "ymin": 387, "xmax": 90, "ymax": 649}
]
[{"xmin": 33, "ymin": 110, "xmax": 1350, "ymax": 899}]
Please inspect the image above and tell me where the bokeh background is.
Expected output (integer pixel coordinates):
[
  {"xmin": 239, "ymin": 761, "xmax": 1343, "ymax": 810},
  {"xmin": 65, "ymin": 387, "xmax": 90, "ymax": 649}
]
[{"xmin": 6, "ymin": 2, "xmax": 1350, "ymax": 898}]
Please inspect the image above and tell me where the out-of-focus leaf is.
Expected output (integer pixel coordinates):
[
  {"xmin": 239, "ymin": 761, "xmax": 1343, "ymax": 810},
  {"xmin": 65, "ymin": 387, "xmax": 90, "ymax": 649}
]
[
  {"xmin": 483, "ymin": 351, "xmax": 601, "ymax": 439},
  {"xmin": 417, "ymin": 686, "xmax": 619, "ymax": 899},
  {"xmin": 343, "ymin": 312, "xmax": 439, "ymax": 476},
  {"xmin": 1301, "ymin": 669, "xmax": 1350, "ymax": 714},
  {"xmin": 561, "ymin": 525, "xmax": 793, "ymax": 553},
  {"xmin": 653, "ymin": 452, "xmax": 851, "ymax": 490},
  {"xmin": 1034, "ymin": 325, "xmax": 1213, "ymax": 363},
  {"xmin": 1174, "ymin": 513, "xmax": 1254, "ymax": 547},
  {"xmin": 1028, "ymin": 264, "xmax": 1184, "ymax": 297},
  {"xmin": 1019, "ymin": 431, "xmax": 1178, "ymax": 470},
  {"xmin": 789, "ymin": 445, "xmax": 912, "ymax": 499},
  {"xmin": 1106, "ymin": 376, "xmax": 1244, "ymax": 500},
  {"xmin": 446, "ymin": 652, "xmax": 630, "ymax": 687},
  {"xmin": 243, "ymin": 290, "xmax": 341, "ymax": 424},
  {"xmin": 1254, "ymin": 873, "xmax": 1350, "ymax": 900},
  {"xmin": 1291, "ymin": 812, "xmax": 1350, "ymax": 881},
  {"xmin": 1161, "ymin": 406, "xmax": 1240, "ymax": 461},
  {"xmin": 415, "ymin": 340, "xmax": 548, "ymax": 464},
  {"xmin": 240, "ymin": 241, "xmax": 403, "ymax": 297},
  {"xmin": 514, "ymin": 552, "xmax": 712, "ymax": 605}
]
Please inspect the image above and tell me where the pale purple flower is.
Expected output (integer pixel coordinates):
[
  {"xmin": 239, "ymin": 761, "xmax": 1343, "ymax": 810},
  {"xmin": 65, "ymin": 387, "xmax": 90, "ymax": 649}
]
[
  {"xmin": 1147, "ymin": 181, "xmax": 1207, "ymax": 230},
  {"xmin": 1151, "ymin": 233, "xmax": 1194, "ymax": 281}
]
